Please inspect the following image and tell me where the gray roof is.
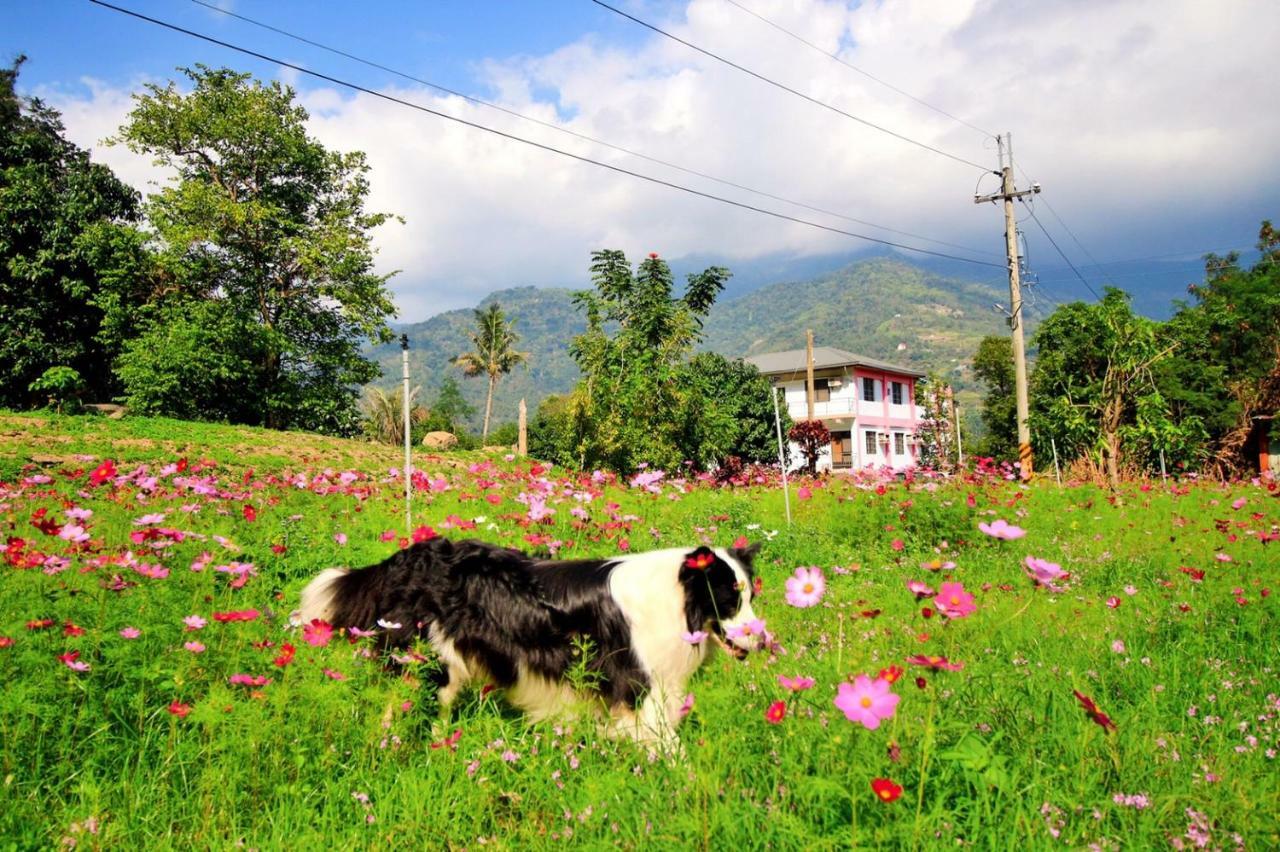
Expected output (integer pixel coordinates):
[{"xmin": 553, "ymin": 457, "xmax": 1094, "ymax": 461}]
[{"xmin": 744, "ymin": 346, "xmax": 927, "ymax": 379}]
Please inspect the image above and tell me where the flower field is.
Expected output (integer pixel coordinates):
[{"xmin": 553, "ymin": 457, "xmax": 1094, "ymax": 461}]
[{"xmin": 1, "ymin": 412, "xmax": 1277, "ymax": 849}]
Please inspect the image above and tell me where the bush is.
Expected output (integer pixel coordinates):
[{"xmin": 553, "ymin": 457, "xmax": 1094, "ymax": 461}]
[
  {"xmin": 28, "ymin": 366, "xmax": 84, "ymax": 413},
  {"xmin": 789, "ymin": 420, "xmax": 831, "ymax": 475}
]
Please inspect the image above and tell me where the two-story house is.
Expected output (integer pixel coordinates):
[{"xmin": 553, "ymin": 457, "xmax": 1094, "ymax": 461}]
[{"xmin": 745, "ymin": 346, "xmax": 926, "ymax": 472}]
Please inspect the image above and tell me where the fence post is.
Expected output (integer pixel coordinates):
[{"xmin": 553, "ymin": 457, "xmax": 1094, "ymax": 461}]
[
  {"xmin": 401, "ymin": 334, "xmax": 412, "ymax": 533},
  {"xmin": 772, "ymin": 385, "xmax": 792, "ymax": 526},
  {"xmin": 1159, "ymin": 449, "xmax": 1167, "ymax": 481}
]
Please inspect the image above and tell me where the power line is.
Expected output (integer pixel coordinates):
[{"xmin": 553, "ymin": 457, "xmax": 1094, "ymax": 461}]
[
  {"xmin": 1020, "ymin": 201, "xmax": 1102, "ymax": 299},
  {"xmin": 89, "ymin": 0, "xmax": 1007, "ymax": 270},
  {"xmin": 589, "ymin": 0, "xmax": 992, "ymax": 173},
  {"xmin": 721, "ymin": 0, "xmax": 994, "ymax": 138},
  {"xmin": 1041, "ymin": 245, "xmax": 1259, "ymax": 272},
  {"xmin": 185, "ymin": 0, "xmax": 996, "ymax": 260}
]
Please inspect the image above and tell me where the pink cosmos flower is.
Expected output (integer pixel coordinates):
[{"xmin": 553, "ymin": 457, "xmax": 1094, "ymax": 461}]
[
  {"xmin": 183, "ymin": 615, "xmax": 206, "ymax": 630},
  {"xmin": 303, "ymin": 619, "xmax": 334, "ymax": 647},
  {"xmin": 1106, "ymin": 596, "xmax": 1121, "ymax": 609},
  {"xmin": 979, "ymin": 519, "xmax": 1026, "ymax": 540},
  {"xmin": 228, "ymin": 674, "xmax": 271, "ymax": 687},
  {"xmin": 119, "ymin": 627, "xmax": 141, "ymax": 639},
  {"xmin": 1111, "ymin": 640, "xmax": 1127, "ymax": 654},
  {"xmin": 834, "ymin": 675, "xmax": 900, "ymax": 730},
  {"xmin": 935, "ymin": 581, "xmax": 976, "ymax": 619},
  {"xmin": 58, "ymin": 525, "xmax": 90, "ymax": 543},
  {"xmin": 184, "ymin": 641, "xmax": 205, "ymax": 653},
  {"xmin": 167, "ymin": 700, "xmax": 192, "ymax": 718},
  {"xmin": 764, "ymin": 700, "xmax": 787, "ymax": 724},
  {"xmin": 778, "ymin": 675, "xmax": 816, "ymax": 692},
  {"xmin": 682, "ymin": 630, "xmax": 708, "ymax": 645},
  {"xmin": 919, "ymin": 559, "xmax": 956, "ymax": 572},
  {"xmin": 905, "ymin": 654, "xmax": 964, "ymax": 671},
  {"xmin": 1023, "ymin": 556, "xmax": 1069, "ymax": 590},
  {"xmin": 678, "ymin": 693, "xmax": 695, "ymax": 718},
  {"xmin": 906, "ymin": 580, "xmax": 936, "ymax": 599},
  {"xmin": 58, "ymin": 650, "xmax": 91, "ymax": 672},
  {"xmin": 333, "ymin": 532, "xmax": 348, "ymax": 546},
  {"xmin": 1231, "ymin": 497, "xmax": 1247, "ymax": 510},
  {"xmin": 784, "ymin": 567, "xmax": 826, "ymax": 608},
  {"xmin": 726, "ymin": 618, "xmax": 767, "ymax": 642},
  {"xmin": 323, "ymin": 668, "xmax": 347, "ymax": 681},
  {"xmin": 797, "ymin": 486, "xmax": 812, "ymax": 501},
  {"xmin": 1215, "ymin": 553, "xmax": 1233, "ymax": 563},
  {"xmin": 133, "ymin": 513, "xmax": 166, "ymax": 526}
]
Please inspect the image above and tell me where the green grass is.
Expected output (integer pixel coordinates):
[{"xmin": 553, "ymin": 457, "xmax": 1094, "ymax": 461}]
[{"xmin": 0, "ymin": 412, "xmax": 1276, "ymax": 849}]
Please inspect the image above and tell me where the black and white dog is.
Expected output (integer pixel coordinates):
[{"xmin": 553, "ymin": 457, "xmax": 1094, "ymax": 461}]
[{"xmin": 294, "ymin": 538, "xmax": 762, "ymax": 747}]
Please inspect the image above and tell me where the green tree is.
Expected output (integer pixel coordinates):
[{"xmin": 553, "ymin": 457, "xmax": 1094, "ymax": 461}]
[
  {"xmin": 971, "ymin": 335, "xmax": 1016, "ymax": 460},
  {"xmin": 561, "ymin": 250, "xmax": 730, "ymax": 472},
  {"xmin": 0, "ymin": 57, "xmax": 143, "ymax": 407},
  {"xmin": 429, "ymin": 376, "xmax": 476, "ymax": 433},
  {"xmin": 789, "ymin": 420, "xmax": 832, "ymax": 475},
  {"xmin": 674, "ymin": 353, "xmax": 788, "ymax": 468},
  {"xmin": 1030, "ymin": 289, "xmax": 1193, "ymax": 486},
  {"xmin": 112, "ymin": 65, "xmax": 397, "ymax": 434},
  {"xmin": 359, "ymin": 384, "xmax": 427, "ymax": 446},
  {"xmin": 452, "ymin": 303, "xmax": 529, "ymax": 440}
]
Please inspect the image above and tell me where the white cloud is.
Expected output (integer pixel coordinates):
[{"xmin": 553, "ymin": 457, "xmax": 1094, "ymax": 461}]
[{"xmin": 37, "ymin": 0, "xmax": 1280, "ymax": 320}]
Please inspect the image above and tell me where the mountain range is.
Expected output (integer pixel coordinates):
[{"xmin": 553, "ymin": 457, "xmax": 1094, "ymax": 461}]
[{"xmin": 367, "ymin": 256, "xmax": 1016, "ymax": 433}]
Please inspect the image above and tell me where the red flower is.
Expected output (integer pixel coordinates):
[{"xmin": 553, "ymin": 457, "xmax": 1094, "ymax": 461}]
[
  {"xmin": 914, "ymin": 676, "xmax": 928, "ymax": 689},
  {"xmin": 430, "ymin": 728, "xmax": 463, "ymax": 751},
  {"xmin": 870, "ymin": 778, "xmax": 903, "ymax": 802},
  {"xmin": 302, "ymin": 619, "xmax": 334, "ymax": 647},
  {"xmin": 242, "ymin": 504, "xmax": 257, "ymax": 522},
  {"xmin": 878, "ymin": 665, "xmax": 904, "ymax": 684},
  {"xmin": 764, "ymin": 700, "xmax": 787, "ymax": 724},
  {"xmin": 26, "ymin": 618, "xmax": 54, "ymax": 631},
  {"xmin": 1072, "ymin": 690, "xmax": 1117, "ymax": 732},
  {"xmin": 273, "ymin": 642, "xmax": 297, "ymax": 668},
  {"xmin": 0, "ymin": 637, "xmax": 13, "ymax": 648},
  {"xmin": 890, "ymin": 539, "xmax": 905, "ymax": 552},
  {"xmin": 62, "ymin": 621, "xmax": 85, "ymax": 637},
  {"xmin": 683, "ymin": 549, "xmax": 716, "ymax": 570},
  {"xmin": 648, "ymin": 251, "xmax": 659, "ymax": 259},
  {"xmin": 89, "ymin": 459, "xmax": 117, "ymax": 486},
  {"xmin": 168, "ymin": 700, "xmax": 192, "ymax": 718},
  {"xmin": 176, "ymin": 457, "xmax": 189, "ymax": 473},
  {"xmin": 412, "ymin": 525, "xmax": 438, "ymax": 543},
  {"xmin": 921, "ymin": 606, "xmax": 935, "ymax": 619},
  {"xmin": 752, "ymin": 576, "xmax": 764, "ymax": 596},
  {"xmin": 733, "ymin": 535, "xmax": 750, "ymax": 549},
  {"xmin": 212, "ymin": 609, "xmax": 260, "ymax": 623},
  {"xmin": 905, "ymin": 654, "xmax": 963, "ymax": 671}
]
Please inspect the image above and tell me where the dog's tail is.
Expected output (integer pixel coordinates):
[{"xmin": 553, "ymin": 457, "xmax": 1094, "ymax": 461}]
[{"xmin": 292, "ymin": 567, "xmax": 350, "ymax": 626}]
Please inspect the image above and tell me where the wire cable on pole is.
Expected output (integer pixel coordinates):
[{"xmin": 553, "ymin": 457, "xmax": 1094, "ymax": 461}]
[
  {"xmin": 88, "ymin": 0, "xmax": 1007, "ymax": 270},
  {"xmin": 184, "ymin": 0, "xmax": 996, "ymax": 259},
  {"xmin": 1020, "ymin": 200, "xmax": 1102, "ymax": 299},
  {"xmin": 721, "ymin": 0, "xmax": 994, "ymax": 138},
  {"xmin": 589, "ymin": 0, "xmax": 992, "ymax": 172}
]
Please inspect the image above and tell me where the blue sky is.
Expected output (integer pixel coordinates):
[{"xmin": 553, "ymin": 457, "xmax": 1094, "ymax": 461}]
[{"xmin": 6, "ymin": 1, "xmax": 1278, "ymax": 320}]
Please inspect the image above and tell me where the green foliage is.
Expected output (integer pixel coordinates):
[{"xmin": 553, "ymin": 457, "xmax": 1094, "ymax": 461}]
[
  {"xmin": 788, "ymin": 419, "xmax": 831, "ymax": 474},
  {"xmin": 971, "ymin": 335, "xmax": 1017, "ymax": 459},
  {"xmin": 674, "ymin": 352, "xmax": 789, "ymax": 468},
  {"xmin": 112, "ymin": 65, "xmax": 397, "ymax": 434},
  {"xmin": 452, "ymin": 303, "xmax": 528, "ymax": 440},
  {"xmin": 0, "ymin": 57, "xmax": 142, "ymax": 407},
  {"xmin": 360, "ymin": 384, "xmax": 427, "ymax": 446},
  {"xmin": 1029, "ymin": 288, "xmax": 1196, "ymax": 483},
  {"xmin": 27, "ymin": 366, "xmax": 84, "ymax": 412}
]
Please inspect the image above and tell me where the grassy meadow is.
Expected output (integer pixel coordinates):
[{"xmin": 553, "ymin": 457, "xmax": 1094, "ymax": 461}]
[{"xmin": 0, "ymin": 412, "xmax": 1276, "ymax": 850}]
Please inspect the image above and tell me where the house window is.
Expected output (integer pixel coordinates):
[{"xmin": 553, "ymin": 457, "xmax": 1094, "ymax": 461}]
[
  {"xmin": 862, "ymin": 377, "xmax": 876, "ymax": 402},
  {"xmin": 864, "ymin": 430, "xmax": 878, "ymax": 455},
  {"xmin": 894, "ymin": 433, "xmax": 906, "ymax": 455},
  {"xmin": 814, "ymin": 378, "xmax": 830, "ymax": 403},
  {"xmin": 891, "ymin": 381, "xmax": 904, "ymax": 405}
]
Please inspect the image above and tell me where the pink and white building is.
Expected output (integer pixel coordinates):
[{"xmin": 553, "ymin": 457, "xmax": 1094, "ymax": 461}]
[{"xmin": 745, "ymin": 346, "xmax": 926, "ymax": 472}]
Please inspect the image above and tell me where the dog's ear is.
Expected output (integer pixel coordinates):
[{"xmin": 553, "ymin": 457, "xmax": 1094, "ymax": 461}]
[
  {"xmin": 730, "ymin": 541, "xmax": 761, "ymax": 570},
  {"xmin": 681, "ymin": 546, "xmax": 717, "ymax": 571}
]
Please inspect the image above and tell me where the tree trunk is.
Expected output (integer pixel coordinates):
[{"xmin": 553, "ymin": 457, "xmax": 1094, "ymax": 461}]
[
  {"xmin": 1104, "ymin": 430, "xmax": 1120, "ymax": 490},
  {"xmin": 482, "ymin": 375, "xmax": 495, "ymax": 440}
]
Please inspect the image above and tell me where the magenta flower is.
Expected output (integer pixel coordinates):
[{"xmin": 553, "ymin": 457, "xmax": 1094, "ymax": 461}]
[
  {"xmin": 905, "ymin": 654, "xmax": 964, "ymax": 671},
  {"xmin": 726, "ymin": 618, "xmax": 767, "ymax": 641},
  {"xmin": 778, "ymin": 674, "xmax": 816, "ymax": 693},
  {"xmin": 1023, "ymin": 556, "xmax": 1069, "ymax": 590},
  {"xmin": 183, "ymin": 615, "xmax": 207, "ymax": 631},
  {"xmin": 678, "ymin": 693, "xmax": 695, "ymax": 718},
  {"xmin": 681, "ymin": 630, "xmax": 708, "ymax": 645},
  {"xmin": 935, "ymin": 581, "xmax": 976, "ymax": 619},
  {"xmin": 58, "ymin": 650, "xmax": 91, "ymax": 672},
  {"xmin": 784, "ymin": 566, "xmax": 826, "ymax": 608},
  {"xmin": 184, "ymin": 641, "xmax": 205, "ymax": 653},
  {"xmin": 333, "ymin": 532, "xmax": 348, "ymax": 546},
  {"xmin": 302, "ymin": 619, "xmax": 334, "ymax": 647},
  {"xmin": 834, "ymin": 675, "xmax": 900, "ymax": 730},
  {"xmin": 119, "ymin": 626, "xmax": 141, "ymax": 639},
  {"xmin": 979, "ymin": 519, "xmax": 1026, "ymax": 540},
  {"xmin": 906, "ymin": 579, "xmax": 936, "ymax": 600}
]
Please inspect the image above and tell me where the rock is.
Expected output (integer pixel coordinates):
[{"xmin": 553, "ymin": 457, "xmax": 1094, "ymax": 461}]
[
  {"xmin": 84, "ymin": 403, "xmax": 127, "ymax": 419},
  {"xmin": 421, "ymin": 431, "xmax": 458, "ymax": 449}
]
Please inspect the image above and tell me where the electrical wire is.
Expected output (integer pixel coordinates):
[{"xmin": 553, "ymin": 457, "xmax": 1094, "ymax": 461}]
[
  {"xmin": 88, "ymin": 0, "xmax": 1008, "ymax": 270},
  {"xmin": 720, "ymin": 0, "xmax": 994, "ymax": 138},
  {"xmin": 589, "ymin": 0, "xmax": 992, "ymax": 173},
  {"xmin": 1020, "ymin": 200, "xmax": 1102, "ymax": 299},
  {"xmin": 188, "ymin": 0, "xmax": 996, "ymax": 258}
]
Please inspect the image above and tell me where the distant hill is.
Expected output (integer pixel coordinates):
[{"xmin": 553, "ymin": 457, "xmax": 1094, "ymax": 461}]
[{"xmin": 367, "ymin": 257, "xmax": 1011, "ymax": 433}]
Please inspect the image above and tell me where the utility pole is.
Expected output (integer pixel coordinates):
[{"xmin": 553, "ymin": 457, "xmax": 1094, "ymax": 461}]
[
  {"xmin": 975, "ymin": 132, "xmax": 1039, "ymax": 481},
  {"xmin": 400, "ymin": 334, "xmax": 412, "ymax": 533},
  {"xmin": 805, "ymin": 329, "xmax": 815, "ymax": 421}
]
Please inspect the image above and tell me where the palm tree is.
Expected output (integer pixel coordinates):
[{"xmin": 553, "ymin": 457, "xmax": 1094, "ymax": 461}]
[
  {"xmin": 360, "ymin": 385, "xmax": 427, "ymax": 445},
  {"xmin": 452, "ymin": 303, "xmax": 529, "ymax": 440}
]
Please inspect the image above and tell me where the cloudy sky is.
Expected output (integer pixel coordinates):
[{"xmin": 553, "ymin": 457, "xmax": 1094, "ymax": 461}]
[{"xmin": 7, "ymin": 0, "xmax": 1278, "ymax": 320}]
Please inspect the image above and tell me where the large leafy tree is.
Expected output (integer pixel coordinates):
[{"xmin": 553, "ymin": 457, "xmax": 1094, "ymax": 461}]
[
  {"xmin": 1030, "ymin": 288, "xmax": 1196, "ymax": 485},
  {"xmin": 674, "ymin": 352, "xmax": 789, "ymax": 469},
  {"xmin": 971, "ymin": 335, "xmax": 1016, "ymax": 460},
  {"xmin": 112, "ymin": 65, "xmax": 397, "ymax": 434},
  {"xmin": 452, "ymin": 303, "xmax": 528, "ymax": 440},
  {"xmin": 0, "ymin": 57, "xmax": 142, "ymax": 407}
]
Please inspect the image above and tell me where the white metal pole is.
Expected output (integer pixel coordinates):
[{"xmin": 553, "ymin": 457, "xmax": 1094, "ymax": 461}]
[
  {"xmin": 401, "ymin": 334, "xmax": 411, "ymax": 533},
  {"xmin": 772, "ymin": 385, "xmax": 792, "ymax": 526},
  {"xmin": 1050, "ymin": 437, "xmax": 1062, "ymax": 486}
]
